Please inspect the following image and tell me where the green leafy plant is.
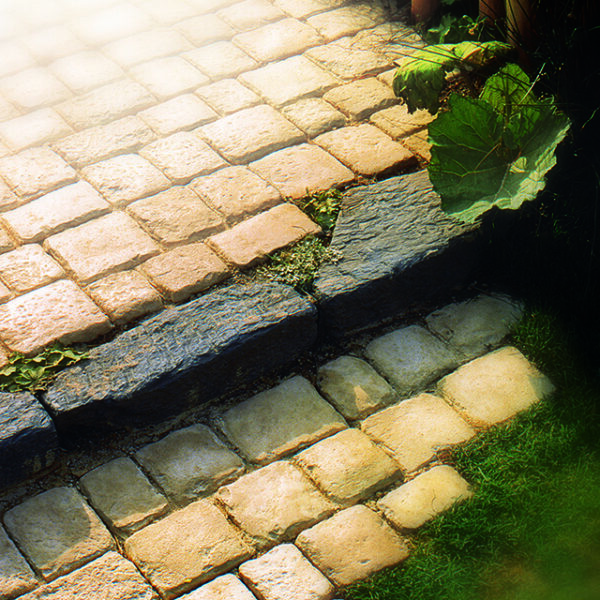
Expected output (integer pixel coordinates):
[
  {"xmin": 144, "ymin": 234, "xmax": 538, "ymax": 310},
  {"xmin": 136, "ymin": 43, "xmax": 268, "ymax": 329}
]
[
  {"xmin": 0, "ymin": 344, "xmax": 88, "ymax": 393},
  {"xmin": 425, "ymin": 14, "xmax": 485, "ymax": 44},
  {"xmin": 296, "ymin": 188, "xmax": 343, "ymax": 232}
]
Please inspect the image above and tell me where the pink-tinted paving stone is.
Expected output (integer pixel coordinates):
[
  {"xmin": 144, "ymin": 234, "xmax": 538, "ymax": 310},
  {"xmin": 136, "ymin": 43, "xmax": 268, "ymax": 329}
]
[
  {"xmin": 219, "ymin": 0, "xmax": 285, "ymax": 30},
  {"xmin": 323, "ymin": 78, "xmax": 397, "ymax": 120},
  {"xmin": 45, "ymin": 212, "xmax": 160, "ymax": 284},
  {"xmin": 0, "ymin": 245, "xmax": 64, "ymax": 294},
  {"xmin": 49, "ymin": 51, "xmax": 123, "ymax": 93},
  {"xmin": 176, "ymin": 14, "xmax": 236, "ymax": 46},
  {"xmin": 197, "ymin": 79, "xmax": 261, "ymax": 115},
  {"xmin": 140, "ymin": 94, "xmax": 217, "ymax": 136},
  {"xmin": 180, "ymin": 574, "xmax": 255, "ymax": 600},
  {"xmin": 0, "ymin": 67, "xmax": 70, "ymax": 110},
  {"xmin": 184, "ymin": 42, "xmax": 257, "ymax": 81},
  {"xmin": 307, "ymin": 3, "xmax": 387, "ymax": 41},
  {"xmin": 0, "ymin": 525, "xmax": 38, "ymax": 600},
  {"xmin": 208, "ymin": 204, "xmax": 321, "ymax": 268},
  {"xmin": 0, "ymin": 108, "xmax": 73, "ymax": 152}
]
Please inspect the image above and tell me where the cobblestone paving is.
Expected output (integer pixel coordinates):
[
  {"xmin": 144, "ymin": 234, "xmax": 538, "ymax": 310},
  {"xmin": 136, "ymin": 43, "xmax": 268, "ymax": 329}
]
[
  {"xmin": 0, "ymin": 0, "xmax": 428, "ymax": 358},
  {"xmin": 0, "ymin": 294, "xmax": 556, "ymax": 600}
]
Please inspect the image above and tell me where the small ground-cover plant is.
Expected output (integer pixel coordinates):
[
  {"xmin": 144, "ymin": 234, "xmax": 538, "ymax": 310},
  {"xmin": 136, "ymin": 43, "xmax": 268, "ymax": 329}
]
[{"xmin": 295, "ymin": 188, "xmax": 343, "ymax": 233}]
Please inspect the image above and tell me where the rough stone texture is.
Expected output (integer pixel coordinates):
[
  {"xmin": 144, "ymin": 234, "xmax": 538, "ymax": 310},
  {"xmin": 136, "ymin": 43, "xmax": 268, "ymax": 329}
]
[
  {"xmin": 185, "ymin": 41, "xmax": 257, "ymax": 80},
  {"xmin": 0, "ymin": 525, "xmax": 38, "ymax": 600},
  {"xmin": 176, "ymin": 14, "xmax": 235, "ymax": 46},
  {"xmin": 44, "ymin": 283, "xmax": 317, "ymax": 434},
  {"xmin": 0, "ymin": 245, "xmax": 64, "ymax": 293},
  {"xmin": 315, "ymin": 124, "xmax": 416, "ymax": 177},
  {"xmin": 401, "ymin": 130, "xmax": 431, "ymax": 162},
  {"xmin": 370, "ymin": 104, "xmax": 434, "ymax": 139},
  {"xmin": 281, "ymin": 98, "xmax": 346, "ymax": 137},
  {"xmin": 365, "ymin": 325, "xmax": 462, "ymax": 395},
  {"xmin": 274, "ymin": 0, "xmax": 347, "ymax": 19},
  {"xmin": 216, "ymin": 461, "xmax": 337, "ymax": 546},
  {"xmin": 295, "ymin": 428, "xmax": 401, "ymax": 503},
  {"xmin": 307, "ymin": 4, "xmax": 386, "ymax": 41},
  {"xmin": 323, "ymin": 78, "xmax": 397, "ymax": 120},
  {"xmin": 437, "ymin": 346, "xmax": 555, "ymax": 428},
  {"xmin": 49, "ymin": 50, "xmax": 123, "ymax": 93},
  {"xmin": 0, "ymin": 391, "xmax": 58, "ymax": 488},
  {"xmin": 180, "ymin": 574, "xmax": 255, "ymax": 600},
  {"xmin": 105, "ymin": 29, "xmax": 192, "ymax": 67},
  {"xmin": 250, "ymin": 144, "xmax": 354, "ymax": 199},
  {"xmin": 135, "ymin": 424, "xmax": 244, "ymax": 502},
  {"xmin": 378, "ymin": 465, "xmax": 473, "ymax": 529},
  {"xmin": 0, "ymin": 108, "xmax": 72, "ymax": 152},
  {"xmin": 201, "ymin": 105, "xmax": 304, "ymax": 164},
  {"xmin": 3, "ymin": 487, "xmax": 114, "ymax": 581},
  {"xmin": 238, "ymin": 544, "xmax": 334, "ymax": 600},
  {"xmin": 45, "ymin": 212, "xmax": 160, "ymax": 284},
  {"xmin": 296, "ymin": 505, "xmax": 409, "ymax": 586},
  {"xmin": 361, "ymin": 393, "xmax": 475, "ymax": 472},
  {"xmin": 208, "ymin": 204, "xmax": 321, "ymax": 268},
  {"xmin": 124, "ymin": 499, "xmax": 252, "ymax": 599},
  {"xmin": 219, "ymin": 375, "xmax": 346, "ymax": 464},
  {"xmin": 317, "ymin": 355, "xmax": 396, "ymax": 419},
  {"xmin": 425, "ymin": 294, "xmax": 524, "ymax": 359},
  {"xmin": 0, "ymin": 280, "xmax": 111, "ymax": 355},
  {"xmin": 197, "ymin": 79, "xmax": 261, "ymax": 115},
  {"xmin": 219, "ymin": 0, "xmax": 284, "ymax": 30},
  {"xmin": 17, "ymin": 552, "xmax": 158, "ymax": 600},
  {"xmin": 0, "ymin": 228, "xmax": 13, "ymax": 255},
  {"xmin": 140, "ymin": 94, "xmax": 217, "ymax": 136},
  {"xmin": 79, "ymin": 457, "xmax": 168, "ymax": 534},
  {"xmin": 0, "ymin": 180, "xmax": 18, "ymax": 211}
]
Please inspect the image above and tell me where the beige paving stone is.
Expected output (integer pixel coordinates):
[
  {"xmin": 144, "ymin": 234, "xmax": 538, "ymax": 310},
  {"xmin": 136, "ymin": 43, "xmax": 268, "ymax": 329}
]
[
  {"xmin": 0, "ymin": 108, "xmax": 73, "ymax": 152},
  {"xmin": 3, "ymin": 487, "xmax": 114, "ymax": 581},
  {"xmin": 324, "ymin": 78, "xmax": 397, "ymax": 120},
  {"xmin": 0, "ymin": 42, "xmax": 34, "ymax": 79},
  {"xmin": 315, "ymin": 124, "xmax": 416, "ymax": 176},
  {"xmin": 437, "ymin": 346, "xmax": 555, "ymax": 428},
  {"xmin": 378, "ymin": 465, "xmax": 473, "ymax": 529},
  {"xmin": 50, "ymin": 51, "xmax": 123, "ymax": 94},
  {"xmin": 233, "ymin": 18, "xmax": 322, "ymax": 62},
  {"xmin": 218, "ymin": 375, "xmax": 345, "ymax": 464},
  {"xmin": 180, "ymin": 574, "xmax": 255, "ymax": 600},
  {"xmin": 124, "ymin": 499, "xmax": 252, "ymax": 599},
  {"xmin": 240, "ymin": 55, "xmax": 338, "ymax": 107},
  {"xmin": 177, "ymin": 14, "xmax": 236, "ymax": 46},
  {"xmin": 370, "ymin": 103, "xmax": 434, "ymax": 139},
  {"xmin": 0, "ymin": 343, "xmax": 10, "ymax": 365},
  {"xmin": 201, "ymin": 105, "xmax": 304, "ymax": 164},
  {"xmin": 0, "ymin": 225, "xmax": 14, "ymax": 253},
  {"xmin": 129, "ymin": 186, "xmax": 225, "ymax": 245},
  {"xmin": 86, "ymin": 270, "xmax": 162, "ymax": 325},
  {"xmin": 1, "ymin": 181, "xmax": 110, "ymax": 244},
  {"xmin": 143, "ymin": 0, "xmax": 198, "ymax": 25},
  {"xmin": 208, "ymin": 204, "xmax": 320, "ymax": 268},
  {"xmin": 296, "ymin": 505, "xmax": 409, "ymax": 586},
  {"xmin": 17, "ymin": 552, "xmax": 158, "ymax": 600},
  {"xmin": 317, "ymin": 355, "xmax": 396, "ymax": 420},
  {"xmin": 274, "ymin": 0, "xmax": 347, "ymax": 19},
  {"xmin": 0, "ymin": 97, "xmax": 18, "ymax": 124},
  {"xmin": 426, "ymin": 294, "xmax": 524, "ymax": 359},
  {"xmin": 307, "ymin": 3, "xmax": 387, "ymax": 41},
  {"xmin": 140, "ymin": 243, "xmax": 230, "ymax": 302},
  {"xmin": 376, "ymin": 68, "xmax": 396, "ymax": 88},
  {"xmin": 361, "ymin": 393, "xmax": 475, "ymax": 472},
  {"xmin": 0, "ymin": 244, "xmax": 64, "ymax": 294},
  {"xmin": 131, "ymin": 57, "xmax": 209, "ymax": 100},
  {"xmin": 281, "ymin": 98, "xmax": 346, "ymax": 137},
  {"xmin": 135, "ymin": 424, "xmax": 245, "ymax": 503},
  {"xmin": 401, "ymin": 129, "xmax": 432, "ymax": 162},
  {"xmin": 197, "ymin": 79, "xmax": 260, "ymax": 115},
  {"xmin": 0, "ymin": 148, "xmax": 76, "ymax": 200},
  {"xmin": 0, "ymin": 279, "xmax": 110, "ymax": 353},
  {"xmin": 192, "ymin": 166, "xmax": 281, "ymax": 223},
  {"xmin": 219, "ymin": 0, "xmax": 284, "ymax": 30},
  {"xmin": 21, "ymin": 25, "xmax": 84, "ymax": 64},
  {"xmin": 53, "ymin": 116, "xmax": 155, "ymax": 168},
  {"xmin": 0, "ymin": 67, "xmax": 70, "ymax": 110},
  {"xmin": 250, "ymin": 143, "xmax": 354, "ymax": 199},
  {"xmin": 295, "ymin": 428, "xmax": 401, "ymax": 504},
  {"xmin": 185, "ymin": 42, "xmax": 257, "ymax": 81},
  {"xmin": 45, "ymin": 212, "xmax": 160, "ymax": 284},
  {"xmin": 353, "ymin": 22, "xmax": 426, "ymax": 59},
  {"xmin": 187, "ymin": 0, "xmax": 240, "ymax": 12},
  {"xmin": 217, "ymin": 461, "xmax": 337, "ymax": 546},
  {"xmin": 82, "ymin": 154, "xmax": 170, "ymax": 206},
  {"xmin": 0, "ymin": 179, "xmax": 18, "ymax": 211},
  {"xmin": 80, "ymin": 457, "xmax": 168, "ymax": 535},
  {"xmin": 140, "ymin": 94, "xmax": 217, "ymax": 136},
  {"xmin": 140, "ymin": 132, "xmax": 227, "ymax": 184},
  {"xmin": 0, "ymin": 525, "xmax": 38, "ymax": 600},
  {"xmin": 364, "ymin": 324, "xmax": 462, "ymax": 395},
  {"xmin": 239, "ymin": 544, "xmax": 334, "ymax": 600}
]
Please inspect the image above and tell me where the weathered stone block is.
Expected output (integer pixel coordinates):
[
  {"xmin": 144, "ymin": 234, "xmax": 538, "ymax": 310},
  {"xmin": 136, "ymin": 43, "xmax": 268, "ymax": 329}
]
[
  {"xmin": 0, "ymin": 526, "xmax": 38, "ymax": 600},
  {"xmin": 180, "ymin": 574, "xmax": 255, "ymax": 600},
  {"xmin": 281, "ymin": 98, "xmax": 346, "ymax": 137},
  {"xmin": 185, "ymin": 42, "xmax": 257, "ymax": 80},
  {"xmin": 323, "ymin": 78, "xmax": 397, "ymax": 120},
  {"xmin": 197, "ymin": 79, "xmax": 260, "ymax": 116},
  {"xmin": 140, "ymin": 94, "xmax": 216, "ymax": 136}
]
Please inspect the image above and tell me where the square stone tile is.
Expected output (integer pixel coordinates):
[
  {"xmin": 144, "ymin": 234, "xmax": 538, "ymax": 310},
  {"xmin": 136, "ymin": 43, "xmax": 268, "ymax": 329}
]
[
  {"xmin": 240, "ymin": 55, "xmax": 338, "ymax": 107},
  {"xmin": 143, "ymin": 0, "xmax": 198, "ymax": 24},
  {"xmin": 233, "ymin": 18, "xmax": 322, "ymax": 62},
  {"xmin": 50, "ymin": 51, "xmax": 123, "ymax": 93},
  {"xmin": 249, "ymin": 143, "xmax": 354, "ymax": 199},
  {"xmin": 177, "ymin": 14, "xmax": 235, "ymax": 46},
  {"xmin": 377, "ymin": 465, "xmax": 473, "ymax": 529},
  {"xmin": 0, "ymin": 179, "xmax": 18, "ymax": 212},
  {"xmin": 45, "ymin": 212, "xmax": 160, "ymax": 284},
  {"xmin": 80, "ymin": 457, "xmax": 168, "ymax": 535},
  {"xmin": 437, "ymin": 347, "xmax": 555, "ymax": 428},
  {"xmin": 238, "ymin": 544, "xmax": 334, "ymax": 600},
  {"xmin": 3, "ymin": 487, "xmax": 114, "ymax": 581},
  {"xmin": 218, "ymin": 375, "xmax": 345, "ymax": 464},
  {"xmin": 0, "ymin": 280, "xmax": 111, "ymax": 354},
  {"xmin": 0, "ymin": 225, "xmax": 14, "ymax": 255},
  {"xmin": 132, "ymin": 57, "xmax": 209, "ymax": 100},
  {"xmin": 315, "ymin": 124, "xmax": 416, "ymax": 176},
  {"xmin": 361, "ymin": 393, "xmax": 475, "ymax": 472},
  {"xmin": 82, "ymin": 154, "xmax": 170, "ymax": 206},
  {"xmin": 201, "ymin": 105, "xmax": 304, "ymax": 164},
  {"xmin": 207, "ymin": 204, "xmax": 320, "ymax": 268},
  {"xmin": 21, "ymin": 25, "xmax": 84, "ymax": 64},
  {"xmin": 191, "ymin": 166, "xmax": 281, "ymax": 224},
  {"xmin": 307, "ymin": 3, "xmax": 387, "ymax": 41},
  {"xmin": 401, "ymin": 129, "xmax": 432, "ymax": 162},
  {"xmin": 219, "ymin": 0, "xmax": 285, "ymax": 30},
  {"xmin": 295, "ymin": 428, "xmax": 401, "ymax": 504},
  {"xmin": 140, "ymin": 94, "xmax": 217, "ymax": 136},
  {"xmin": 0, "ymin": 108, "xmax": 73, "ymax": 152},
  {"xmin": 0, "ymin": 244, "xmax": 64, "ymax": 294},
  {"xmin": 282, "ymin": 98, "xmax": 346, "ymax": 137},
  {"xmin": 140, "ymin": 243, "xmax": 230, "ymax": 302},
  {"xmin": 324, "ymin": 78, "xmax": 397, "ymax": 120},
  {"xmin": 124, "ymin": 499, "xmax": 252, "ymax": 598},
  {"xmin": 216, "ymin": 461, "xmax": 337, "ymax": 546},
  {"xmin": 274, "ymin": 0, "xmax": 347, "ymax": 19},
  {"xmin": 197, "ymin": 79, "xmax": 260, "ymax": 115},
  {"xmin": 296, "ymin": 504, "xmax": 409, "ymax": 586},
  {"xmin": 0, "ymin": 42, "xmax": 33, "ymax": 79},
  {"xmin": 370, "ymin": 103, "xmax": 434, "ymax": 139},
  {"xmin": 129, "ymin": 186, "xmax": 225, "ymax": 245},
  {"xmin": 0, "ymin": 67, "xmax": 70, "ymax": 110},
  {"xmin": 0, "ymin": 525, "xmax": 38, "ymax": 600},
  {"xmin": 180, "ymin": 574, "xmax": 255, "ymax": 600},
  {"xmin": 140, "ymin": 132, "xmax": 227, "ymax": 184},
  {"xmin": 364, "ymin": 324, "xmax": 462, "ymax": 396},
  {"xmin": 185, "ymin": 42, "xmax": 257, "ymax": 81},
  {"xmin": 135, "ymin": 424, "xmax": 244, "ymax": 503}
]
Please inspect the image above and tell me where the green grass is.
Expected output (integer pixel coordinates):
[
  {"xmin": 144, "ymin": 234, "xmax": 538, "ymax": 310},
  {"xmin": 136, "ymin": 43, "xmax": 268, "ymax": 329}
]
[
  {"xmin": 295, "ymin": 188, "xmax": 343, "ymax": 232},
  {"xmin": 346, "ymin": 310, "xmax": 600, "ymax": 600}
]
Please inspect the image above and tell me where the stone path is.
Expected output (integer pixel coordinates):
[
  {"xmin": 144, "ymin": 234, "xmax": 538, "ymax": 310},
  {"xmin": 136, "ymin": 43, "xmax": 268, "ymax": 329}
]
[
  {"xmin": 0, "ymin": 294, "xmax": 556, "ymax": 600},
  {"xmin": 0, "ymin": 0, "xmax": 432, "ymax": 360}
]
